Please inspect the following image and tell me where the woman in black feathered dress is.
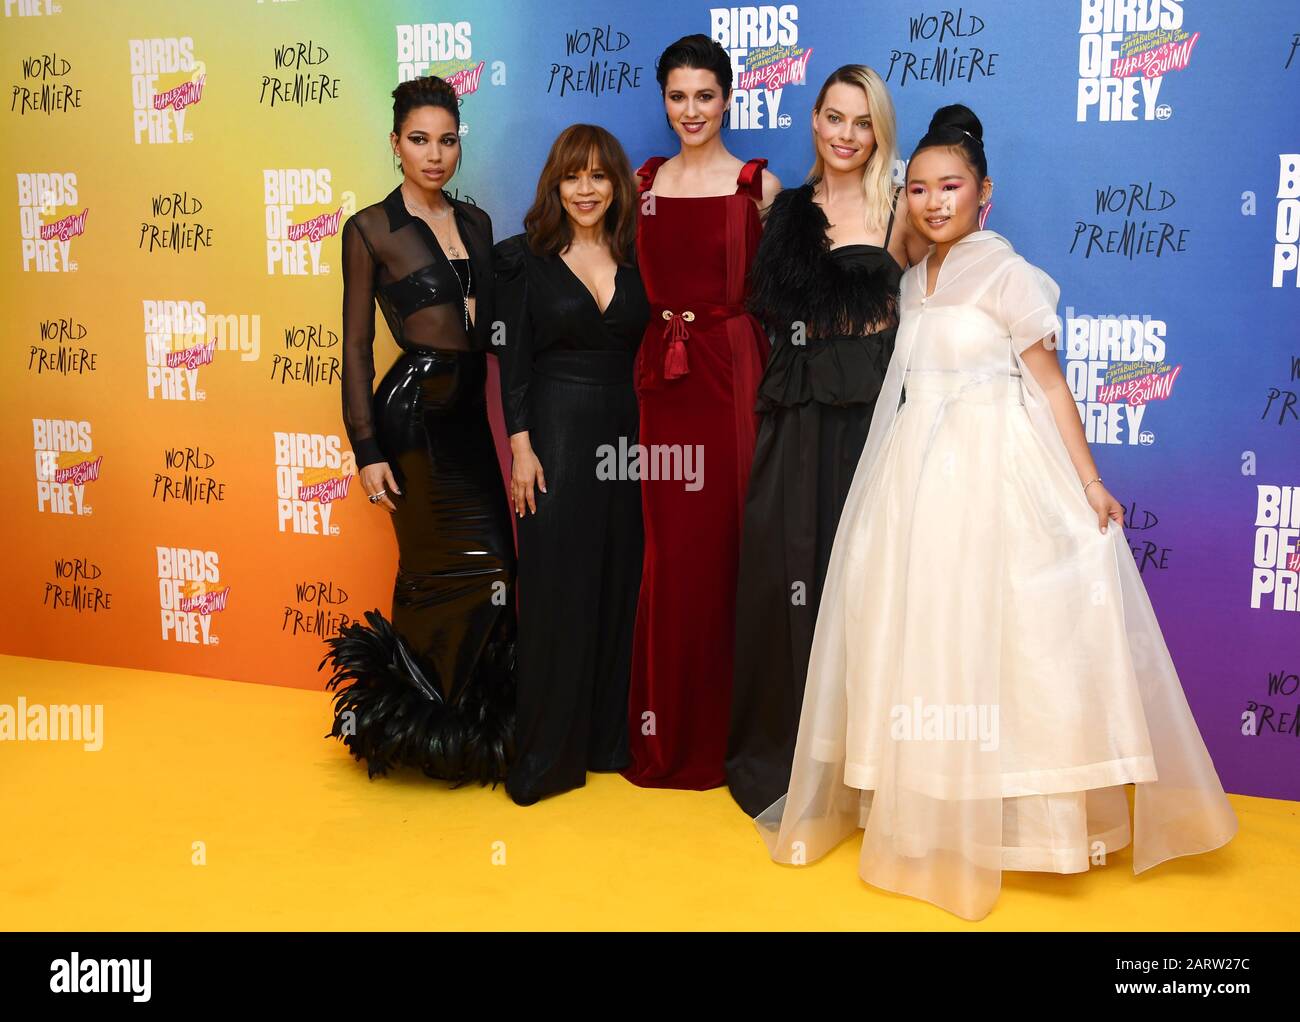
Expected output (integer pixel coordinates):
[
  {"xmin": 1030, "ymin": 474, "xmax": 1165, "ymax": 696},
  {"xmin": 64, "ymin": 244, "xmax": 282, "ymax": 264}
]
[{"xmin": 727, "ymin": 65, "xmax": 924, "ymax": 817}]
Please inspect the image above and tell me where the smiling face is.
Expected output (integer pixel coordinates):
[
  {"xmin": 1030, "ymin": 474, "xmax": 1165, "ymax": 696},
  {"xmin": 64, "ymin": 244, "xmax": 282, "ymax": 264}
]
[
  {"xmin": 663, "ymin": 67, "xmax": 729, "ymax": 147},
  {"xmin": 390, "ymin": 104, "xmax": 460, "ymax": 190},
  {"xmin": 812, "ymin": 81, "xmax": 876, "ymax": 174},
  {"xmin": 906, "ymin": 145, "xmax": 991, "ymax": 247},
  {"xmin": 559, "ymin": 148, "xmax": 614, "ymax": 232}
]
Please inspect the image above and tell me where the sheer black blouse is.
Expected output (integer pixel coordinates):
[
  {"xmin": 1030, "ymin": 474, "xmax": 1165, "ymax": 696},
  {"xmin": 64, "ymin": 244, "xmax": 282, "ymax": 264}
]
[
  {"xmin": 340, "ymin": 185, "xmax": 495, "ymax": 468},
  {"xmin": 492, "ymin": 232, "xmax": 648, "ymax": 436}
]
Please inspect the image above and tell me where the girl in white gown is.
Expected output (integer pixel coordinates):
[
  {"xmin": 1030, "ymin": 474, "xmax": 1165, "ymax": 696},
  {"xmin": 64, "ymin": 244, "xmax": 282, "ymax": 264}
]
[{"xmin": 755, "ymin": 105, "xmax": 1236, "ymax": 921}]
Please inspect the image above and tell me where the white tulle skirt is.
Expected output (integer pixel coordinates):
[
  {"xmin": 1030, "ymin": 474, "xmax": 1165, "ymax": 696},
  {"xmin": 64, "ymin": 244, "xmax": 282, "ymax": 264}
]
[{"xmin": 757, "ymin": 368, "xmax": 1237, "ymax": 918}]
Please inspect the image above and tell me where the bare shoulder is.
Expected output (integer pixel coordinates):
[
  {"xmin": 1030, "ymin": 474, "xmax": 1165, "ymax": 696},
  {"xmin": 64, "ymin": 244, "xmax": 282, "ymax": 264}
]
[
  {"xmin": 887, "ymin": 203, "xmax": 916, "ymax": 267},
  {"xmin": 651, "ymin": 154, "xmax": 683, "ymax": 189},
  {"xmin": 759, "ymin": 168, "xmax": 782, "ymax": 209},
  {"xmin": 899, "ymin": 214, "xmax": 932, "ymax": 270}
]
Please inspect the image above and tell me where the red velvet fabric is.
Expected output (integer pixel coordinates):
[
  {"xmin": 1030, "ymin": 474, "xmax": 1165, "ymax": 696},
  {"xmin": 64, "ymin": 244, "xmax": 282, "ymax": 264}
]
[{"xmin": 623, "ymin": 156, "xmax": 770, "ymax": 789}]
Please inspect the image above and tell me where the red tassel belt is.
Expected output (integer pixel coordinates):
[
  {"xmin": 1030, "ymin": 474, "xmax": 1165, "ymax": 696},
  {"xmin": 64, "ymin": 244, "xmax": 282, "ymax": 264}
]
[{"xmin": 651, "ymin": 302, "xmax": 748, "ymax": 380}]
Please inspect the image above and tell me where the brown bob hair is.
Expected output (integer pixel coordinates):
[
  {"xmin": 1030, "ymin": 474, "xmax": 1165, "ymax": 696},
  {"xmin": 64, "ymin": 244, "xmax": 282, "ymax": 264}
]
[{"xmin": 523, "ymin": 124, "xmax": 637, "ymax": 265}]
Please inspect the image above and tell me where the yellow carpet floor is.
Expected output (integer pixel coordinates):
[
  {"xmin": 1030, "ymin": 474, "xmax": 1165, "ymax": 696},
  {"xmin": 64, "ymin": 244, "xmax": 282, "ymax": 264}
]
[{"xmin": 1, "ymin": 654, "xmax": 1295, "ymax": 931}]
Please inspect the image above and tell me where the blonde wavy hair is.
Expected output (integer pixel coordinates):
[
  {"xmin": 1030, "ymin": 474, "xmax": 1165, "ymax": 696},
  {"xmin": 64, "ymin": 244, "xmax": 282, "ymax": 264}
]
[{"xmin": 807, "ymin": 64, "xmax": 898, "ymax": 234}]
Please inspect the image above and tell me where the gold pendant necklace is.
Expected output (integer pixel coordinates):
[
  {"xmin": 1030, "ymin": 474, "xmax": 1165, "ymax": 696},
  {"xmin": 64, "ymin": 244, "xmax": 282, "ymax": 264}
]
[
  {"xmin": 429, "ymin": 204, "xmax": 470, "ymax": 332},
  {"xmin": 404, "ymin": 185, "xmax": 471, "ymax": 332},
  {"xmin": 427, "ymin": 205, "xmax": 461, "ymax": 257},
  {"xmin": 403, "ymin": 184, "xmax": 462, "ymax": 256}
]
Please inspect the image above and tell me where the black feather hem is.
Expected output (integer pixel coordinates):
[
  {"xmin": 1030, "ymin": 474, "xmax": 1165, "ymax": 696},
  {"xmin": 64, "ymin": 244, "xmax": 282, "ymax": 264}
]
[{"xmin": 318, "ymin": 608, "xmax": 516, "ymax": 787}]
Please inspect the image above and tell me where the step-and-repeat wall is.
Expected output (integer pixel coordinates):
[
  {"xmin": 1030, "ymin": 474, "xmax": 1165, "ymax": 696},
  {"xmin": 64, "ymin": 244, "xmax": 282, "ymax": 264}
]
[{"xmin": 2, "ymin": 1, "xmax": 1296, "ymax": 800}]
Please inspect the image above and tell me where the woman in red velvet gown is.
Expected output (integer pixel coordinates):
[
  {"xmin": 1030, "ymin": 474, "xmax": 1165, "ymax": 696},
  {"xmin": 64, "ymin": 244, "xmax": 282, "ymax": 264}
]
[{"xmin": 624, "ymin": 34, "xmax": 779, "ymax": 789}]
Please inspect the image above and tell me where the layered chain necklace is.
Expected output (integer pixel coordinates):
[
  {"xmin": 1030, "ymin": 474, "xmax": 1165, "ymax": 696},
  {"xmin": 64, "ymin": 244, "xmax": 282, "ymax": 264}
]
[{"xmin": 402, "ymin": 183, "xmax": 472, "ymax": 334}]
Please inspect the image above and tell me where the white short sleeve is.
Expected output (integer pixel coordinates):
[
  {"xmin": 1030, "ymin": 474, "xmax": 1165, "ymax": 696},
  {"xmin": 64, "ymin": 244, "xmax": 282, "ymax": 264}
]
[{"xmin": 997, "ymin": 256, "xmax": 1061, "ymax": 353}]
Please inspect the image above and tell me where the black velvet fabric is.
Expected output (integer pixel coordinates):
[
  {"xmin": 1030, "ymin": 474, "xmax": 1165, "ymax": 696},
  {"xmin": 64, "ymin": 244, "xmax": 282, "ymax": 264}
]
[{"xmin": 493, "ymin": 233, "xmax": 649, "ymax": 805}]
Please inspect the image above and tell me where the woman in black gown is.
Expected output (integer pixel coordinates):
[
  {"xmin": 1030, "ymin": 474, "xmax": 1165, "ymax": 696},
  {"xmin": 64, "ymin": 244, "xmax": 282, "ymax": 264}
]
[
  {"xmin": 727, "ymin": 65, "xmax": 926, "ymax": 816},
  {"xmin": 493, "ymin": 124, "xmax": 648, "ymax": 805},
  {"xmin": 320, "ymin": 75, "xmax": 516, "ymax": 785}
]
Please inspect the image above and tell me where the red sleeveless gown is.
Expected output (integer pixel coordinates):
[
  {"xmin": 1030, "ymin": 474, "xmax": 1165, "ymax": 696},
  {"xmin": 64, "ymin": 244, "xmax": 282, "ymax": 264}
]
[{"xmin": 623, "ymin": 156, "xmax": 770, "ymax": 788}]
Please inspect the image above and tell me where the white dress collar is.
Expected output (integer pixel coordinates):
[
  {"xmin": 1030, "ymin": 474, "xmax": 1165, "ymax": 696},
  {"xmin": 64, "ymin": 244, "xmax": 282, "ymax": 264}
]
[{"xmin": 914, "ymin": 230, "xmax": 1012, "ymax": 299}]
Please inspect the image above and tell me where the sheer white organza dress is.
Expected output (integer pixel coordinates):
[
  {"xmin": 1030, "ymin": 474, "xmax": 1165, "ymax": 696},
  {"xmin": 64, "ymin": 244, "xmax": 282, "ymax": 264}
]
[{"xmin": 755, "ymin": 230, "xmax": 1236, "ymax": 921}]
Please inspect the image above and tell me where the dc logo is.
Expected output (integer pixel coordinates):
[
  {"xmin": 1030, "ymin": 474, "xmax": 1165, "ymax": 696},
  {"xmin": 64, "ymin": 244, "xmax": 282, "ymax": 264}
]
[
  {"xmin": 777, "ymin": 113, "xmax": 792, "ymax": 128},
  {"xmin": 1139, "ymin": 431, "xmax": 1155, "ymax": 445},
  {"xmin": 1155, "ymin": 104, "xmax": 1172, "ymax": 120}
]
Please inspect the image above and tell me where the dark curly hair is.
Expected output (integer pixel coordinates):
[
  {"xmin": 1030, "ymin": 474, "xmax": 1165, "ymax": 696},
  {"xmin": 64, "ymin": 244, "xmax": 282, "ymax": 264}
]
[
  {"xmin": 391, "ymin": 75, "xmax": 460, "ymax": 135},
  {"xmin": 655, "ymin": 33, "xmax": 733, "ymax": 96}
]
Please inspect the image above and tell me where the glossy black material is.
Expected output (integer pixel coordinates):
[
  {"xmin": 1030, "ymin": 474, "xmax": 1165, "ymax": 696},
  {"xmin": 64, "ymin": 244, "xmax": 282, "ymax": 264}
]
[
  {"xmin": 341, "ymin": 185, "xmax": 495, "ymax": 469},
  {"xmin": 378, "ymin": 257, "xmax": 474, "ymax": 320},
  {"xmin": 374, "ymin": 347, "xmax": 514, "ymax": 697},
  {"xmin": 325, "ymin": 186, "xmax": 516, "ymax": 784}
]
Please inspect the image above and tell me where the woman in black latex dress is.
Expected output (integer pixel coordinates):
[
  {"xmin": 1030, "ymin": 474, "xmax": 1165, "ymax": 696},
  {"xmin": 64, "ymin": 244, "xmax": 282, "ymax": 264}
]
[{"xmin": 319, "ymin": 75, "xmax": 516, "ymax": 785}]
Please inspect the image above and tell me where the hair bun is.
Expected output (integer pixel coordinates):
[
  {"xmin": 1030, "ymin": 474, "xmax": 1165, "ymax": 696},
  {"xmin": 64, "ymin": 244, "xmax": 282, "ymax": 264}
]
[
  {"xmin": 390, "ymin": 74, "xmax": 462, "ymax": 134},
  {"xmin": 908, "ymin": 103, "xmax": 989, "ymax": 179},
  {"xmin": 927, "ymin": 104, "xmax": 983, "ymax": 145}
]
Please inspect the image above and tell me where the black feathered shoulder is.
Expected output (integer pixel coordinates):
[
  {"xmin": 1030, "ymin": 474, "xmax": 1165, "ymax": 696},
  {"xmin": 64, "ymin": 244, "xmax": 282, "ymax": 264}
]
[{"xmin": 747, "ymin": 183, "xmax": 901, "ymax": 339}]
